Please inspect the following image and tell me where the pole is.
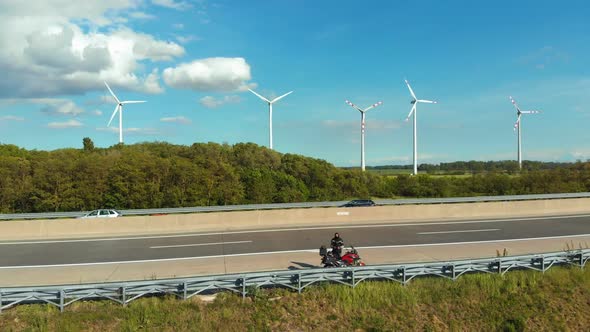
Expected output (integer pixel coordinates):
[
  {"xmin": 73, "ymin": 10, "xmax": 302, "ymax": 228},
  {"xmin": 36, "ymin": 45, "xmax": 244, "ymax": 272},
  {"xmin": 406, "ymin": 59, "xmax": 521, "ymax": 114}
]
[
  {"xmin": 269, "ymin": 103, "xmax": 273, "ymax": 150},
  {"xmin": 413, "ymin": 108, "xmax": 418, "ymax": 175},
  {"xmin": 361, "ymin": 112, "xmax": 366, "ymax": 171},
  {"xmin": 518, "ymin": 114, "xmax": 522, "ymax": 169},
  {"xmin": 119, "ymin": 106, "xmax": 123, "ymax": 144}
]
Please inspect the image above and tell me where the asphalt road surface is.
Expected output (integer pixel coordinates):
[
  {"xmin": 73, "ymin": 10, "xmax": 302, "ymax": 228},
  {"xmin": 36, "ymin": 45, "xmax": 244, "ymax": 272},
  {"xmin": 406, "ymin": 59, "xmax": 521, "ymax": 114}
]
[{"xmin": 1, "ymin": 214, "xmax": 589, "ymax": 267}]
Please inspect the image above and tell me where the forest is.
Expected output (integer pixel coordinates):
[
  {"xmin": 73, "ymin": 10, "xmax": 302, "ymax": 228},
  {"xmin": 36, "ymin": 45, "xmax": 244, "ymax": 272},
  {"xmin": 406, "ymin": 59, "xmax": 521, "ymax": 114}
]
[{"xmin": 0, "ymin": 139, "xmax": 589, "ymax": 213}]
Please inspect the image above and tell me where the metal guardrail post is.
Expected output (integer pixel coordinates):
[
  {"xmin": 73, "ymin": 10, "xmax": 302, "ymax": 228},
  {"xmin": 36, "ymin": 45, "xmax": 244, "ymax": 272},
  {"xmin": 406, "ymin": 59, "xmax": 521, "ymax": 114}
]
[
  {"xmin": 59, "ymin": 290, "xmax": 64, "ymax": 312},
  {"xmin": 297, "ymin": 272, "xmax": 302, "ymax": 294},
  {"xmin": 351, "ymin": 269, "xmax": 356, "ymax": 288},
  {"xmin": 121, "ymin": 286, "xmax": 126, "ymax": 307},
  {"xmin": 183, "ymin": 281, "xmax": 187, "ymax": 300},
  {"xmin": 402, "ymin": 267, "xmax": 407, "ymax": 285},
  {"xmin": 0, "ymin": 290, "xmax": 3, "ymax": 314},
  {"xmin": 241, "ymin": 277, "xmax": 246, "ymax": 299}
]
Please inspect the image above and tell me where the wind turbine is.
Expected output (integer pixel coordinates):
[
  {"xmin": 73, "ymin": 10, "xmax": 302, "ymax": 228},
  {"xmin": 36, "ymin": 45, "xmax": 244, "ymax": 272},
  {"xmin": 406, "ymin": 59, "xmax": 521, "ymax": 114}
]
[
  {"xmin": 345, "ymin": 100, "xmax": 383, "ymax": 171},
  {"xmin": 248, "ymin": 88, "xmax": 293, "ymax": 150},
  {"xmin": 404, "ymin": 79, "xmax": 437, "ymax": 175},
  {"xmin": 510, "ymin": 96, "xmax": 541, "ymax": 170},
  {"xmin": 104, "ymin": 82, "xmax": 146, "ymax": 144}
]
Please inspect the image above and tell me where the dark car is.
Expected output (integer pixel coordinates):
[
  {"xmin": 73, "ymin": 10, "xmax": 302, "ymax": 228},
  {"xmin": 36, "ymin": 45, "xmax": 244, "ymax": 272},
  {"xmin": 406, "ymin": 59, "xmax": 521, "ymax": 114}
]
[{"xmin": 341, "ymin": 199, "xmax": 376, "ymax": 207}]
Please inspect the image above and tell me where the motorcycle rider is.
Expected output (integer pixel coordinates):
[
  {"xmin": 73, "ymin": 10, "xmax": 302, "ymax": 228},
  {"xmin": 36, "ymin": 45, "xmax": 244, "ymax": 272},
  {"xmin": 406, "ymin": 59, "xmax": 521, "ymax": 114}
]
[{"xmin": 330, "ymin": 232, "xmax": 344, "ymax": 258}]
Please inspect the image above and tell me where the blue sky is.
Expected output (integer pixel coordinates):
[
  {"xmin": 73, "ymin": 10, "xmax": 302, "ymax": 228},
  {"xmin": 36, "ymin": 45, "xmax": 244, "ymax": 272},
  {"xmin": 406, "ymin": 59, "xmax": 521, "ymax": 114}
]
[{"xmin": 0, "ymin": 0, "xmax": 588, "ymax": 166}]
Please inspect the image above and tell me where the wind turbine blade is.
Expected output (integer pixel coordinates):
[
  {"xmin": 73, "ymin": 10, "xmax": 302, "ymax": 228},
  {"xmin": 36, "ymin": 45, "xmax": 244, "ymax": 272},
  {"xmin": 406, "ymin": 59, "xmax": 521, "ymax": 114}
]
[
  {"xmin": 271, "ymin": 91, "xmax": 293, "ymax": 103},
  {"xmin": 513, "ymin": 119, "xmax": 520, "ymax": 131},
  {"xmin": 405, "ymin": 79, "xmax": 417, "ymax": 100},
  {"xmin": 121, "ymin": 100, "xmax": 147, "ymax": 104},
  {"xmin": 364, "ymin": 101, "xmax": 383, "ymax": 112},
  {"xmin": 405, "ymin": 104, "xmax": 416, "ymax": 121},
  {"xmin": 104, "ymin": 82, "xmax": 121, "ymax": 104},
  {"xmin": 520, "ymin": 110, "xmax": 541, "ymax": 114},
  {"xmin": 417, "ymin": 99, "xmax": 437, "ymax": 104},
  {"xmin": 509, "ymin": 96, "xmax": 520, "ymax": 112},
  {"xmin": 107, "ymin": 105, "xmax": 119, "ymax": 127},
  {"xmin": 248, "ymin": 89, "xmax": 271, "ymax": 103},
  {"xmin": 345, "ymin": 100, "xmax": 363, "ymax": 112}
]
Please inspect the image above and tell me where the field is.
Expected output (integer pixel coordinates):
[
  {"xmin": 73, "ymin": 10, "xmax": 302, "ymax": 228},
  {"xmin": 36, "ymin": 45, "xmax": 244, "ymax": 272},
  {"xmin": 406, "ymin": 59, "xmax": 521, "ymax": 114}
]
[
  {"xmin": 365, "ymin": 168, "xmax": 523, "ymax": 180},
  {"xmin": 1, "ymin": 266, "xmax": 589, "ymax": 331}
]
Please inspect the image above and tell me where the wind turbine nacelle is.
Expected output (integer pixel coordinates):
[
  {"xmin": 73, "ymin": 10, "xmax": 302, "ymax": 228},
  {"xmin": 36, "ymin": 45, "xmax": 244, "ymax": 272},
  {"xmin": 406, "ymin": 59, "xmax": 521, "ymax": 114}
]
[{"xmin": 410, "ymin": 100, "xmax": 417, "ymax": 104}]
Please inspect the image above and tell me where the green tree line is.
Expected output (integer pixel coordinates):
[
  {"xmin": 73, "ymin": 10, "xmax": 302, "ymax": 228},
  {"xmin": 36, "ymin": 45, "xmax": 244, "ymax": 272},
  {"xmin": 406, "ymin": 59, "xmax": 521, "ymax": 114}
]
[
  {"xmin": 0, "ymin": 140, "xmax": 588, "ymax": 213},
  {"xmin": 366, "ymin": 160, "xmax": 574, "ymax": 174}
]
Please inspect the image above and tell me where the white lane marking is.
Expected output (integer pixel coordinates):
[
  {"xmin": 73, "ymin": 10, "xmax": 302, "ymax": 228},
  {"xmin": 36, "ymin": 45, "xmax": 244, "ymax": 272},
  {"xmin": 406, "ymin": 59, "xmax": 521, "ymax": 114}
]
[
  {"xmin": 1, "ymin": 213, "xmax": 590, "ymax": 246},
  {"xmin": 418, "ymin": 228, "xmax": 500, "ymax": 235},
  {"xmin": 150, "ymin": 240, "xmax": 252, "ymax": 249},
  {"xmin": 1, "ymin": 233, "xmax": 590, "ymax": 269}
]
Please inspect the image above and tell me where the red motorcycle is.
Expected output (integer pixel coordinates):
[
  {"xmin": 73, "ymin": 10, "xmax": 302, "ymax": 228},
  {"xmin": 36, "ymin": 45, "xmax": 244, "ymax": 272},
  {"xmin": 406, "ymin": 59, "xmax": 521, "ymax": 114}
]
[{"xmin": 319, "ymin": 245, "xmax": 365, "ymax": 268}]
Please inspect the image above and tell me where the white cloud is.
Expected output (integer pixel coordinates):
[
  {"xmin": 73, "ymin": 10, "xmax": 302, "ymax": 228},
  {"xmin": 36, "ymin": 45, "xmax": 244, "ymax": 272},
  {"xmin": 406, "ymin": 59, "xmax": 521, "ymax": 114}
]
[
  {"xmin": 0, "ymin": 115, "xmax": 25, "ymax": 121},
  {"xmin": 163, "ymin": 57, "xmax": 255, "ymax": 92},
  {"xmin": 0, "ymin": 1, "xmax": 139, "ymax": 26},
  {"xmin": 41, "ymin": 100, "xmax": 85, "ymax": 116},
  {"xmin": 129, "ymin": 12, "xmax": 156, "ymax": 20},
  {"xmin": 571, "ymin": 150, "xmax": 590, "ymax": 160},
  {"xmin": 114, "ymin": 28, "xmax": 184, "ymax": 61},
  {"xmin": 175, "ymin": 35, "xmax": 200, "ymax": 44},
  {"xmin": 199, "ymin": 95, "xmax": 241, "ymax": 108},
  {"xmin": 152, "ymin": 0, "xmax": 192, "ymax": 10},
  {"xmin": 1, "ymin": 98, "xmax": 113, "ymax": 121},
  {"xmin": 0, "ymin": 98, "xmax": 89, "ymax": 117},
  {"xmin": 160, "ymin": 116, "xmax": 191, "ymax": 124},
  {"xmin": 47, "ymin": 119, "xmax": 83, "ymax": 129},
  {"xmin": 84, "ymin": 95, "xmax": 114, "ymax": 106},
  {"xmin": 0, "ymin": 1, "xmax": 184, "ymax": 98},
  {"xmin": 142, "ymin": 68, "xmax": 165, "ymax": 94}
]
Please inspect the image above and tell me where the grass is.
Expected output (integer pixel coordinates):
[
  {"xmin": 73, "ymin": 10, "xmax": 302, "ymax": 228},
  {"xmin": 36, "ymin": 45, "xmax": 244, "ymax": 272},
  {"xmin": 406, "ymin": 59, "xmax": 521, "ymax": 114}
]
[{"xmin": 1, "ymin": 266, "xmax": 589, "ymax": 331}]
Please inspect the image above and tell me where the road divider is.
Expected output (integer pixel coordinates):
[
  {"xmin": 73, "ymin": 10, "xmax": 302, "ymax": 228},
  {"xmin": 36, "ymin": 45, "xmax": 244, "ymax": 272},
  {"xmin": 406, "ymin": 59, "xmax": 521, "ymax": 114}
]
[{"xmin": 1, "ymin": 197, "xmax": 590, "ymax": 241}]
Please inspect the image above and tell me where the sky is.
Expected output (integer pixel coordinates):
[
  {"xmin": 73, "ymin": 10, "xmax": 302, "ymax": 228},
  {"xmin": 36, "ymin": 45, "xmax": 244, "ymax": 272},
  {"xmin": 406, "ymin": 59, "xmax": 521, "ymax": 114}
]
[{"xmin": 0, "ymin": 0, "xmax": 589, "ymax": 167}]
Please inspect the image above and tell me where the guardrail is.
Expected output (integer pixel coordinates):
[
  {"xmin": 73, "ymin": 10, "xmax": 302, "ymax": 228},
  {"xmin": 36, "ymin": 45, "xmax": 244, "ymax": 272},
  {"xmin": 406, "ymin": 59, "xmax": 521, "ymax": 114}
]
[
  {"xmin": 1, "ymin": 249, "xmax": 588, "ymax": 313},
  {"xmin": 2, "ymin": 192, "xmax": 590, "ymax": 220}
]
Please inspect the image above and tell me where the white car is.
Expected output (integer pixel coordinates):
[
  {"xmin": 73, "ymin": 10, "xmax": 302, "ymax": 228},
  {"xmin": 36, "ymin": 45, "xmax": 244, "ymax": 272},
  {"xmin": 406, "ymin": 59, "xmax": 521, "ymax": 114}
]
[{"xmin": 80, "ymin": 209, "xmax": 122, "ymax": 219}]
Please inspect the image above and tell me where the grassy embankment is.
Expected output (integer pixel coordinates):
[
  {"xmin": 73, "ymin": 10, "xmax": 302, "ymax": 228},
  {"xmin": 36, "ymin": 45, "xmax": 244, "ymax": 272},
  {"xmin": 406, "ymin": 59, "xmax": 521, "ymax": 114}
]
[{"xmin": 1, "ymin": 266, "xmax": 589, "ymax": 331}]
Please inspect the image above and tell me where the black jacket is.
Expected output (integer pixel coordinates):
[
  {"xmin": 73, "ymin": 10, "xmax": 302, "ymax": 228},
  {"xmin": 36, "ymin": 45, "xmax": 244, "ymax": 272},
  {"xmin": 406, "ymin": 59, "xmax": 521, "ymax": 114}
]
[{"xmin": 331, "ymin": 236, "xmax": 344, "ymax": 249}]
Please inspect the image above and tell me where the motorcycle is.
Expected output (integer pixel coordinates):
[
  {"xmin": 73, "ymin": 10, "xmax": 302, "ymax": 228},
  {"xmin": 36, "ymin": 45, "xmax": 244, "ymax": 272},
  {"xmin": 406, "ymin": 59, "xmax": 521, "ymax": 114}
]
[{"xmin": 319, "ymin": 245, "xmax": 365, "ymax": 268}]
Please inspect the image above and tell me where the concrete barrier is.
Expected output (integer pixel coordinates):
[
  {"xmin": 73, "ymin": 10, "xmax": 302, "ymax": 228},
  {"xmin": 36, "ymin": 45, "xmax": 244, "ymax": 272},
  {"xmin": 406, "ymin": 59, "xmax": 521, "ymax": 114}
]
[{"xmin": 1, "ymin": 198, "xmax": 590, "ymax": 241}]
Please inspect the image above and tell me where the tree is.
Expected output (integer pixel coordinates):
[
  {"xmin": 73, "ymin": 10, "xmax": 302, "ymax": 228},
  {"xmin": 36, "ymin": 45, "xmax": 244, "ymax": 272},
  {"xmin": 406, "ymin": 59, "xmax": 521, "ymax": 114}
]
[{"xmin": 83, "ymin": 137, "xmax": 95, "ymax": 151}]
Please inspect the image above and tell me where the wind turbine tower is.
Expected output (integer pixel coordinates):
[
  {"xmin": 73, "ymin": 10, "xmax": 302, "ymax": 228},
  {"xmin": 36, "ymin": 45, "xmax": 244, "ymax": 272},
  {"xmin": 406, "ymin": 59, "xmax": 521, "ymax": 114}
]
[
  {"xmin": 248, "ymin": 88, "xmax": 293, "ymax": 150},
  {"xmin": 404, "ymin": 79, "xmax": 437, "ymax": 175},
  {"xmin": 510, "ymin": 96, "xmax": 541, "ymax": 169},
  {"xmin": 104, "ymin": 82, "xmax": 146, "ymax": 144},
  {"xmin": 345, "ymin": 100, "xmax": 383, "ymax": 171}
]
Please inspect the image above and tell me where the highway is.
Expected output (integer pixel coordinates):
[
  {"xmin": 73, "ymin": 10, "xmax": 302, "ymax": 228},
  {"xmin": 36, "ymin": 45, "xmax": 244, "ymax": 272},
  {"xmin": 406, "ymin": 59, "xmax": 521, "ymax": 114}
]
[{"xmin": 1, "ymin": 214, "xmax": 590, "ymax": 267}]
